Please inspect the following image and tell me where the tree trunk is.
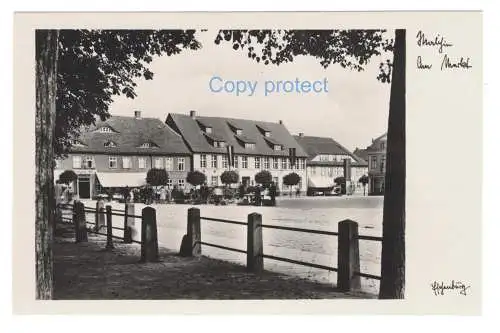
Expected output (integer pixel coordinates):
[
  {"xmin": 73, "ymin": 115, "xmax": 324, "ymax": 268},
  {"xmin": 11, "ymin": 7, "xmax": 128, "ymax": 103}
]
[
  {"xmin": 35, "ymin": 30, "xmax": 59, "ymax": 300},
  {"xmin": 379, "ymin": 29, "xmax": 406, "ymax": 299}
]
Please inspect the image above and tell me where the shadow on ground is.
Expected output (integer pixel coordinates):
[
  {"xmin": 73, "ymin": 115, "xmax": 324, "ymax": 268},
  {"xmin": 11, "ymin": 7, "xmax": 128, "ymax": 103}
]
[{"xmin": 53, "ymin": 223, "xmax": 376, "ymax": 300}]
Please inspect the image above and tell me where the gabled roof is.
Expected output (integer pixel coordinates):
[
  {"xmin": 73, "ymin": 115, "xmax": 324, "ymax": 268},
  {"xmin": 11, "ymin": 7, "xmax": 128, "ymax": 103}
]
[
  {"xmin": 293, "ymin": 135, "xmax": 368, "ymax": 166},
  {"xmin": 70, "ymin": 115, "xmax": 191, "ymax": 155},
  {"xmin": 166, "ymin": 113, "xmax": 308, "ymax": 157},
  {"xmin": 353, "ymin": 148, "xmax": 369, "ymax": 163}
]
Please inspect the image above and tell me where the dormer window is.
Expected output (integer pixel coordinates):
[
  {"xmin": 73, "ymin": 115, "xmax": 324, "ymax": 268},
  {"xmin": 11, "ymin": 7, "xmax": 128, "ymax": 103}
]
[
  {"xmin": 214, "ymin": 141, "xmax": 226, "ymax": 148},
  {"xmin": 104, "ymin": 141, "xmax": 117, "ymax": 148},
  {"xmin": 273, "ymin": 144, "xmax": 282, "ymax": 151},
  {"xmin": 205, "ymin": 127, "xmax": 212, "ymax": 134},
  {"xmin": 245, "ymin": 143, "xmax": 255, "ymax": 149},
  {"xmin": 264, "ymin": 131, "xmax": 271, "ymax": 137},
  {"xmin": 236, "ymin": 129, "xmax": 243, "ymax": 136},
  {"xmin": 72, "ymin": 140, "xmax": 85, "ymax": 147},
  {"xmin": 139, "ymin": 142, "xmax": 158, "ymax": 149},
  {"xmin": 99, "ymin": 126, "xmax": 113, "ymax": 133}
]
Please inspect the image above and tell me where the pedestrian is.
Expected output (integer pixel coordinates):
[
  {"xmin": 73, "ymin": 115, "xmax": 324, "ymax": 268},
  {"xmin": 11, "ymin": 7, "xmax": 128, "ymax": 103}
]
[
  {"xmin": 269, "ymin": 182, "xmax": 276, "ymax": 206},
  {"xmin": 160, "ymin": 186, "xmax": 166, "ymax": 203}
]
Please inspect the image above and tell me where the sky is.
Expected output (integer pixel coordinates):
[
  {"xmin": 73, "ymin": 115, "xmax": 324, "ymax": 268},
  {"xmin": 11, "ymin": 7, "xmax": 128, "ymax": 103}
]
[{"xmin": 108, "ymin": 30, "xmax": 393, "ymax": 152}]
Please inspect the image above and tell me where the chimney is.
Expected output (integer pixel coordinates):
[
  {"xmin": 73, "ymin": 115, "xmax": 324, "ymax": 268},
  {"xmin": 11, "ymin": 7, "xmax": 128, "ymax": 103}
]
[
  {"xmin": 190, "ymin": 110, "xmax": 197, "ymax": 119},
  {"xmin": 279, "ymin": 120, "xmax": 283, "ymax": 125},
  {"xmin": 299, "ymin": 132, "xmax": 304, "ymax": 137},
  {"xmin": 134, "ymin": 110, "xmax": 142, "ymax": 119}
]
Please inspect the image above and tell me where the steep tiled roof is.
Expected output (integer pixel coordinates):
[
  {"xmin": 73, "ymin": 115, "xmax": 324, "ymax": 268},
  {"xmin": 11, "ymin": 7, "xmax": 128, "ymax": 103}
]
[
  {"xmin": 70, "ymin": 115, "xmax": 191, "ymax": 155},
  {"xmin": 166, "ymin": 113, "xmax": 308, "ymax": 157},
  {"xmin": 293, "ymin": 135, "xmax": 367, "ymax": 166}
]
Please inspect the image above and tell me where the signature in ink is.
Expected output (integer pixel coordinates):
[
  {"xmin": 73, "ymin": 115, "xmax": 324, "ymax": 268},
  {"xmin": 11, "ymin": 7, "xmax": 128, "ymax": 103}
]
[
  {"xmin": 416, "ymin": 30, "xmax": 453, "ymax": 53},
  {"xmin": 431, "ymin": 280, "xmax": 471, "ymax": 296}
]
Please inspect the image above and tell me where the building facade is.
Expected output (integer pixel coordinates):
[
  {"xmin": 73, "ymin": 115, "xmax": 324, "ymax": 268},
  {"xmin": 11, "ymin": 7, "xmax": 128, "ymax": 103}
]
[
  {"xmin": 294, "ymin": 134, "xmax": 369, "ymax": 195},
  {"xmin": 166, "ymin": 111, "xmax": 308, "ymax": 193},
  {"xmin": 366, "ymin": 133, "xmax": 387, "ymax": 195},
  {"xmin": 355, "ymin": 133, "xmax": 387, "ymax": 195},
  {"xmin": 55, "ymin": 111, "xmax": 192, "ymax": 199}
]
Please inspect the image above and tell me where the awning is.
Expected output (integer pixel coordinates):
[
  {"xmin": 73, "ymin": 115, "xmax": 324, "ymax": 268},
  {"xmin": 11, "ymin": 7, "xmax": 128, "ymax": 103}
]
[
  {"xmin": 96, "ymin": 172, "xmax": 147, "ymax": 188},
  {"xmin": 308, "ymin": 176, "xmax": 335, "ymax": 189}
]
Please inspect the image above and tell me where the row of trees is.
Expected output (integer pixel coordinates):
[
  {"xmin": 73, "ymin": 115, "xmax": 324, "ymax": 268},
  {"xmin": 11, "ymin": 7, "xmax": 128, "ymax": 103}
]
[
  {"xmin": 146, "ymin": 169, "xmax": 302, "ymax": 188},
  {"xmin": 57, "ymin": 169, "xmax": 371, "ymax": 194}
]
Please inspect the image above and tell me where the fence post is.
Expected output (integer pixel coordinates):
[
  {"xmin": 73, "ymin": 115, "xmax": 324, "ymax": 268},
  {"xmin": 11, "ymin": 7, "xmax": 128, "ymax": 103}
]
[
  {"xmin": 105, "ymin": 205, "xmax": 114, "ymax": 250},
  {"xmin": 141, "ymin": 206, "xmax": 159, "ymax": 262},
  {"xmin": 247, "ymin": 212, "xmax": 263, "ymax": 273},
  {"xmin": 337, "ymin": 219, "xmax": 361, "ymax": 292},
  {"xmin": 74, "ymin": 201, "xmax": 88, "ymax": 243},
  {"xmin": 180, "ymin": 208, "xmax": 201, "ymax": 256},
  {"xmin": 123, "ymin": 203, "xmax": 135, "ymax": 243},
  {"xmin": 95, "ymin": 200, "xmax": 105, "ymax": 231}
]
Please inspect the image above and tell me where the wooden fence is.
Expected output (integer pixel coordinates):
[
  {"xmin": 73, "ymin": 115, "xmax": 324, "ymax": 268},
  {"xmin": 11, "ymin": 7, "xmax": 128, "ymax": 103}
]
[
  {"xmin": 58, "ymin": 202, "xmax": 382, "ymax": 292},
  {"xmin": 179, "ymin": 207, "xmax": 382, "ymax": 292}
]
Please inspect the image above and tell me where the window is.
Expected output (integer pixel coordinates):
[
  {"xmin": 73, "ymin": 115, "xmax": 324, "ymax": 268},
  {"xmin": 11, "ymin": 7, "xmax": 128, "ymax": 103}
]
[
  {"xmin": 380, "ymin": 142, "xmax": 386, "ymax": 150},
  {"xmin": 371, "ymin": 156, "xmax": 377, "ymax": 170},
  {"xmin": 211, "ymin": 155, "xmax": 218, "ymax": 168},
  {"xmin": 311, "ymin": 167, "xmax": 316, "ymax": 175},
  {"xmin": 178, "ymin": 158, "xmax": 185, "ymax": 171},
  {"xmin": 178, "ymin": 179, "xmax": 185, "ymax": 188},
  {"xmin": 167, "ymin": 179, "xmax": 173, "ymax": 188},
  {"xmin": 165, "ymin": 157, "xmax": 173, "ymax": 171},
  {"xmin": 274, "ymin": 145, "xmax": 282, "ymax": 151},
  {"xmin": 109, "ymin": 156, "xmax": 117, "ymax": 169},
  {"xmin": 205, "ymin": 127, "xmax": 212, "ymax": 134},
  {"xmin": 84, "ymin": 156, "xmax": 94, "ymax": 169},
  {"xmin": 222, "ymin": 155, "xmax": 228, "ymax": 168},
  {"xmin": 381, "ymin": 157, "xmax": 386, "ymax": 171},
  {"xmin": 264, "ymin": 131, "xmax": 271, "ymax": 137},
  {"xmin": 200, "ymin": 154, "xmax": 207, "ymax": 168},
  {"xmin": 245, "ymin": 143, "xmax": 255, "ymax": 149},
  {"xmin": 211, "ymin": 176, "xmax": 218, "ymax": 186},
  {"xmin": 321, "ymin": 168, "xmax": 326, "ymax": 176},
  {"xmin": 280, "ymin": 158, "xmax": 286, "ymax": 169},
  {"xmin": 242, "ymin": 156, "xmax": 248, "ymax": 169},
  {"xmin": 138, "ymin": 157, "xmax": 146, "ymax": 169},
  {"xmin": 254, "ymin": 157, "xmax": 261, "ymax": 169},
  {"xmin": 234, "ymin": 156, "xmax": 239, "ymax": 168},
  {"xmin": 236, "ymin": 129, "xmax": 243, "ymax": 136},
  {"xmin": 217, "ymin": 141, "xmax": 226, "ymax": 148},
  {"xmin": 154, "ymin": 158, "xmax": 163, "ymax": 169},
  {"xmin": 299, "ymin": 159, "xmax": 305, "ymax": 169},
  {"xmin": 263, "ymin": 157, "xmax": 270, "ymax": 169},
  {"xmin": 123, "ymin": 157, "xmax": 131, "ymax": 169},
  {"xmin": 104, "ymin": 141, "xmax": 117, "ymax": 148},
  {"xmin": 328, "ymin": 167, "xmax": 333, "ymax": 177},
  {"xmin": 273, "ymin": 157, "xmax": 279, "ymax": 169},
  {"xmin": 284, "ymin": 159, "xmax": 289, "ymax": 170},
  {"xmin": 72, "ymin": 156, "xmax": 82, "ymax": 169}
]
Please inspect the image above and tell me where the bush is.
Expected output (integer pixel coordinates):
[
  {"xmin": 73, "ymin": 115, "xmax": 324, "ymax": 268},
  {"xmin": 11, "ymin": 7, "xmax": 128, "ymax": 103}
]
[
  {"xmin": 220, "ymin": 170, "xmax": 239, "ymax": 185},
  {"xmin": 58, "ymin": 170, "xmax": 77, "ymax": 185},
  {"xmin": 254, "ymin": 170, "xmax": 272, "ymax": 185},
  {"xmin": 283, "ymin": 172, "xmax": 301, "ymax": 186},
  {"xmin": 146, "ymin": 168, "xmax": 168, "ymax": 186},
  {"xmin": 186, "ymin": 170, "xmax": 206, "ymax": 187}
]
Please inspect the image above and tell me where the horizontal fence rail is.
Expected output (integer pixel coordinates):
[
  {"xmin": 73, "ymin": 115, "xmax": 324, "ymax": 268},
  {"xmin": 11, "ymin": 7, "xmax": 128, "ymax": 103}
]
[
  {"xmin": 261, "ymin": 224, "xmax": 339, "ymax": 236},
  {"xmin": 262, "ymin": 254, "xmax": 338, "ymax": 272},
  {"xmin": 200, "ymin": 216, "xmax": 247, "ymax": 226},
  {"xmin": 199, "ymin": 241, "xmax": 246, "ymax": 254}
]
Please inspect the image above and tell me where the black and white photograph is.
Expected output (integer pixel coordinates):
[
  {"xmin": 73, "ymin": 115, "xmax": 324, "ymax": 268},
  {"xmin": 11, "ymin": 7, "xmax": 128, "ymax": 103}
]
[
  {"xmin": 36, "ymin": 27, "xmax": 404, "ymax": 300},
  {"xmin": 13, "ymin": 11, "xmax": 482, "ymax": 315}
]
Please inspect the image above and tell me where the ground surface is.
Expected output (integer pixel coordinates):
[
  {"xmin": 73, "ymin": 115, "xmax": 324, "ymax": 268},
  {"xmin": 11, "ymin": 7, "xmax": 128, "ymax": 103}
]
[{"xmin": 53, "ymin": 223, "xmax": 375, "ymax": 300}]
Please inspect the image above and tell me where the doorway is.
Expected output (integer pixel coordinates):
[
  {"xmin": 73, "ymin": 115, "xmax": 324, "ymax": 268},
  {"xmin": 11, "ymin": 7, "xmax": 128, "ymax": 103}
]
[{"xmin": 78, "ymin": 176, "xmax": 91, "ymax": 199}]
